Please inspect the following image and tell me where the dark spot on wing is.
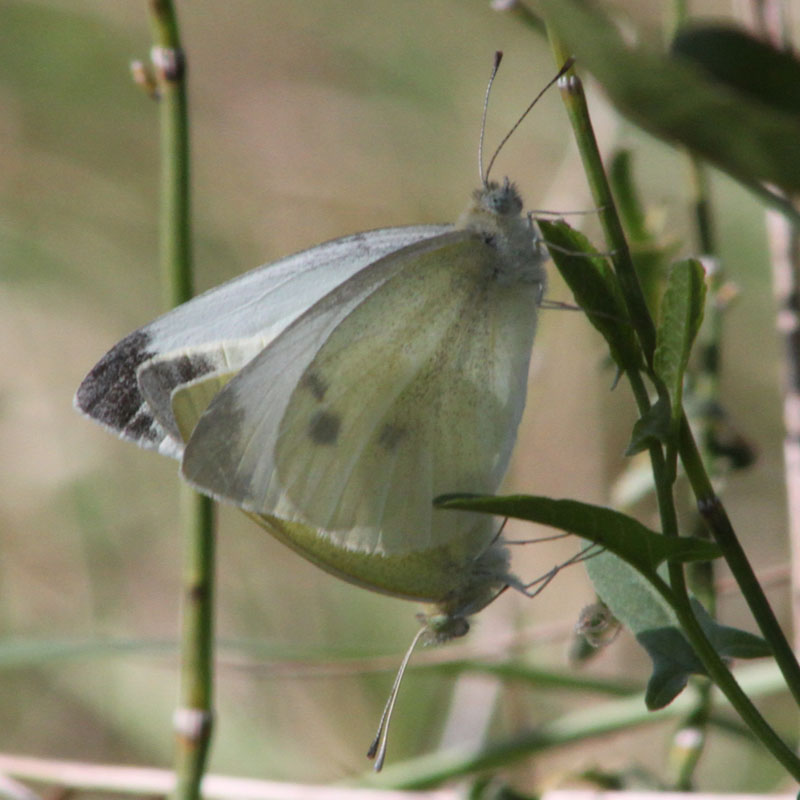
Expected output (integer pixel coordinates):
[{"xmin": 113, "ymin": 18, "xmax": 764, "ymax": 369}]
[
  {"xmin": 301, "ymin": 371, "xmax": 328, "ymax": 401},
  {"xmin": 173, "ymin": 353, "xmax": 215, "ymax": 383},
  {"xmin": 308, "ymin": 410, "xmax": 340, "ymax": 445},
  {"xmin": 139, "ymin": 354, "xmax": 216, "ymax": 400},
  {"xmin": 378, "ymin": 423, "xmax": 405, "ymax": 450},
  {"xmin": 137, "ymin": 353, "xmax": 217, "ymax": 440},
  {"xmin": 75, "ymin": 330, "xmax": 155, "ymax": 431}
]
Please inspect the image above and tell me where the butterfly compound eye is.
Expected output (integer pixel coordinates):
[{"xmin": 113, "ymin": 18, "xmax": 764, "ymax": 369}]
[{"xmin": 480, "ymin": 180, "xmax": 523, "ymax": 217}]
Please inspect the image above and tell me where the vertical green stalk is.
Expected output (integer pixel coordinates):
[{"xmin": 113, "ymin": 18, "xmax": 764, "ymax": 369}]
[
  {"xmin": 175, "ymin": 485, "xmax": 215, "ymax": 800},
  {"xmin": 547, "ymin": 37, "xmax": 657, "ymax": 366},
  {"xmin": 680, "ymin": 428, "xmax": 800, "ymax": 707},
  {"xmin": 149, "ymin": 0, "xmax": 192, "ymax": 308},
  {"xmin": 547, "ymin": 22, "xmax": 800, "ymax": 705},
  {"xmin": 663, "ymin": 6, "xmax": 716, "ymax": 786},
  {"xmin": 544, "ymin": 25, "xmax": 800, "ymax": 777},
  {"xmin": 147, "ymin": 2, "xmax": 216, "ymax": 799},
  {"xmin": 670, "ymin": 151, "xmax": 718, "ymax": 794}
]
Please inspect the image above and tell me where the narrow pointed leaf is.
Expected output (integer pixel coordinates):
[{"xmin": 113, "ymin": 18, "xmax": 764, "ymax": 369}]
[
  {"xmin": 435, "ymin": 494, "xmax": 721, "ymax": 576},
  {"xmin": 539, "ymin": 219, "xmax": 642, "ymax": 371},
  {"xmin": 691, "ymin": 599, "xmax": 772, "ymax": 660},
  {"xmin": 608, "ymin": 150, "xmax": 677, "ymax": 315},
  {"xmin": 653, "ymin": 259, "xmax": 706, "ymax": 432}
]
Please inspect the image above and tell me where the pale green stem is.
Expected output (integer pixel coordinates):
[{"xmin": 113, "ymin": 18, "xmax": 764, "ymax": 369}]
[
  {"xmin": 147, "ymin": 3, "xmax": 216, "ymax": 799},
  {"xmin": 545, "ymin": 23, "xmax": 800, "ymax": 780}
]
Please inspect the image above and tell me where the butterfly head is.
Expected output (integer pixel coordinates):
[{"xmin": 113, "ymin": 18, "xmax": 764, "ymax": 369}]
[
  {"xmin": 457, "ymin": 178, "xmax": 545, "ymax": 286},
  {"xmin": 475, "ymin": 178, "xmax": 523, "ymax": 217}
]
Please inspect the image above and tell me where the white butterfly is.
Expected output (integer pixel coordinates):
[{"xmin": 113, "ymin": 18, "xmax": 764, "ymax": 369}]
[
  {"xmin": 75, "ymin": 52, "xmax": 570, "ymax": 767},
  {"xmin": 75, "ymin": 179, "xmax": 546, "ymax": 613}
]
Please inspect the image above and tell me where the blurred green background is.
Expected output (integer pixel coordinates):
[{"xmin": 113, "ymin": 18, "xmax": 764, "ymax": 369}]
[{"xmin": 0, "ymin": 0, "xmax": 794, "ymax": 791}]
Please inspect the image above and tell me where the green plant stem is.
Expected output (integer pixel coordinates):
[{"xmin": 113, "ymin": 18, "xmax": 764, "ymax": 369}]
[
  {"xmin": 627, "ymin": 370, "xmax": 694, "ymax": 629},
  {"xmin": 149, "ymin": 0, "xmax": 192, "ymax": 308},
  {"xmin": 648, "ymin": 572, "xmax": 800, "ymax": 780},
  {"xmin": 549, "ymin": 39, "xmax": 690, "ymax": 579},
  {"xmin": 679, "ymin": 421, "xmax": 800, "ymax": 708},
  {"xmin": 548, "ymin": 37, "xmax": 657, "ymax": 365},
  {"xmin": 147, "ymin": 3, "xmax": 216, "ymax": 799},
  {"xmin": 175, "ymin": 486, "xmax": 215, "ymax": 800},
  {"xmin": 545, "ymin": 26, "xmax": 800, "ymax": 778},
  {"xmin": 547, "ymin": 35, "xmax": 689, "ymax": 611},
  {"xmin": 670, "ymin": 150, "xmax": 718, "ymax": 794},
  {"xmin": 685, "ymin": 155, "xmax": 719, "ymax": 610}
]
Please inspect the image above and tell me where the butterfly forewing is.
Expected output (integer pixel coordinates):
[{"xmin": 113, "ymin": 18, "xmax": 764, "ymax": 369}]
[
  {"xmin": 179, "ymin": 232, "xmax": 455, "ymax": 508},
  {"xmin": 183, "ymin": 231, "xmax": 541, "ymax": 556},
  {"xmin": 74, "ymin": 225, "xmax": 449, "ymax": 456}
]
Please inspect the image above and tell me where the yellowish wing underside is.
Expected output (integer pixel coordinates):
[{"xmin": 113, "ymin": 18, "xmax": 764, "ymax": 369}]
[
  {"xmin": 272, "ymin": 239, "xmax": 538, "ymax": 554},
  {"xmin": 183, "ymin": 234, "xmax": 539, "ymax": 558}
]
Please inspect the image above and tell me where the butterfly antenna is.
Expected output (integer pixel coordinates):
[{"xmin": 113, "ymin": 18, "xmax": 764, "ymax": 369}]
[
  {"xmin": 479, "ymin": 50, "xmax": 504, "ymax": 187},
  {"xmin": 367, "ymin": 625, "xmax": 427, "ymax": 771},
  {"xmin": 484, "ymin": 56, "xmax": 575, "ymax": 184}
]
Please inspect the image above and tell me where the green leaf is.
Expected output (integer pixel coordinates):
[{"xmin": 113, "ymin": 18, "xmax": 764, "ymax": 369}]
[
  {"xmin": 626, "ymin": 393, "xmax": 672, "ymax": 455},
  {"xmin": 538, "ymin": 219, "xmax": 642, "ymax": 371},
  {"xmin": 436, "ymin": 494, "xmax": 770, "ymax": 709},
  {"xmin": 580, "ymin": 551, "xmax": 696, "ymax": 709},
  {"xmin": 637, "ymin": 626, "xmax": 704, "ymax": 709},
  {"xmin": 608, "ymin": 150, "xmax": 649, "ymax": 244},
  {"xmin": 691, "ymin": 599, "xmax": 772, "ymax": 661},
  {"xmin": 607, "ymin": 150, "xmax": 677, "ymax": 316},
  {"xmin": 584, "ymin": 554, "xmax": 771, "ymax": 709},
  {"xmin": 541, "ymin": 0, "xmax": 800, "ymax": 194},
  {"xmin": 435, "ymin": 494, "xmax": 721, "ymax": 576},
  {"xmin": 653, "ymin": 259, "xmax": 706, "ymax": 432},
  {"xmin": 672, "ymin": 24, "xmax": 800, "ymax": 118}
]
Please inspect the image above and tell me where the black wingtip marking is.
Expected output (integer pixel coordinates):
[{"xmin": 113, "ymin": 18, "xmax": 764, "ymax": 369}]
[
  {"xmin": 75, "ymin": 330, "xmax": 155, "ymax": 432},
  {"xmin": 139, "ymin": 353, "xmax": 217, "ymax": 402},
  {"xmin": 125, "ymin": 408, "xmax": 163, "ymax": 443},
  {"xmin": 175, "ymin": 353, "xmax": 216, "ymax": 384}
]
